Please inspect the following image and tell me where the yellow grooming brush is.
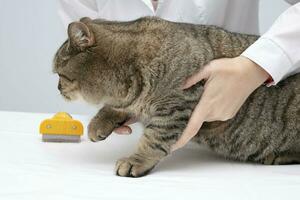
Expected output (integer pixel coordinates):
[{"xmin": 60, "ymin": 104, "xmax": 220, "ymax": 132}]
[{"xmin": 39, "ymin": 112, "xmax": 84, "ymax": 142}]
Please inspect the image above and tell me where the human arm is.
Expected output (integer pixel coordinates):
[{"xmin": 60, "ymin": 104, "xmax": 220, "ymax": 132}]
[
  {"xmin": 242, "ymin": 3, "xmax": 300, "ymax": 85},
  {"xmin": 284, "ymin": 0, "xmax": 300, "ymax": 5},
  {"xmin": 172, "ymin": 3, "xmax": 300, "ymax": 151},
  {"xmin": 171, "ymin": 57, "xmax": 269, "ymax": 151}
]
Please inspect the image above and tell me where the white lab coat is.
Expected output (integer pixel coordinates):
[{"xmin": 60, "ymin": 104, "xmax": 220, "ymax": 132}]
[{"xmin": 59, "ymin": 0, "xmax": 300, "ymax": 85}]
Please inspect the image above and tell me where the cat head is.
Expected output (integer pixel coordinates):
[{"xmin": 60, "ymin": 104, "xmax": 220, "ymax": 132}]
[{"xmin": 53, "ymin": 18, "xmax": 103, "ymax": 104}]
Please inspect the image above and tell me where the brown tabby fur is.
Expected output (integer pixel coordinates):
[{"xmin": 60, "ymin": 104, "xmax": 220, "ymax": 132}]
[{"xmin": 53, "ymin": 17, "xmax": 300, "ymax": 177}]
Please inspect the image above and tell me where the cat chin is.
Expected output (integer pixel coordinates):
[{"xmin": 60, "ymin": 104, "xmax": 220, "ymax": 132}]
[
  {"xmin": 82, "ymin": 96, "xmax": 104, "ymax": 106},
  {"xmin": 74, "ymin": 92, "xmax": 85, "ymax": 102},
  {"xmin": 61, "ymin": 93, "xmax": 72, "ymax": 101},
  {"xmin": 61, "ymin": 91, "xmax": 83, "ymax": 102},
  {"xmin": 71, "ymin": 92, "xmax": 102, "ymax": 105},
  {"xmin": 62, "ymin": 90, "xmax": 104, "ymax": 105}
]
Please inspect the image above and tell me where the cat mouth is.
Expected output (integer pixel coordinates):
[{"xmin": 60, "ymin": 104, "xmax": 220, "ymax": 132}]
[
  {"xmin": 61, "ymin": 90, "xmax": 82, "ymax": 102},
  {"xmin": 61, "ymin": 93, "xmax": 72, "ymax": 101}
]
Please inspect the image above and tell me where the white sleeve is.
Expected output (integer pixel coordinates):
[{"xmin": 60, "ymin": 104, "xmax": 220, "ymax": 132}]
[
  {"xmin": 58, "ymin": 0, "xmax": 99, "ymax": 28},
  {"xmin": 284, "ymin": 0, "xmax": 300, "ymax": 5},
  {"xmin": 242, "ymin": 3, "xmax": 300, "ymax": 85}
]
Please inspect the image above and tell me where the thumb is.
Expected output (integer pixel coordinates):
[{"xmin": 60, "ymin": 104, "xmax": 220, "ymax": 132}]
[
  {"xmin": 114, "ymin": 126, "xmax": 132, "ymax": 135},
  {"xmin": 182, "ymin": 66, "xmax": 210, "ymax": 89}
]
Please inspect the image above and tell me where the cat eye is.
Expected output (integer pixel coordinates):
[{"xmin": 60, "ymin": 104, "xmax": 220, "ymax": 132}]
[{"xmin": 58, "ymin": 74, "xmax": 74, "ymax": 82}]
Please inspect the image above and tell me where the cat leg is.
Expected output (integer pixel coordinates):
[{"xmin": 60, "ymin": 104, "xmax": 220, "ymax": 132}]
[
  {"xmin": 273, "ymin": 153, "xmax": 300, "ymax": 165},
  {"xmin": 88, "ymin": 106, "xmax": 130, "ymax": 142},
  {"xmin": 115, "ymin": 123, "xmax": 180, "ymax": 177},
  {"xmin": 262, "ymin": 152, "xmax": 300, "ymax": 165}
]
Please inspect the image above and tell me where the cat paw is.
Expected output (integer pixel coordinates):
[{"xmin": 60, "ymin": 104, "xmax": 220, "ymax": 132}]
[
  {"xmin": 273, "ymin": 155, "xmax": 300, "ymax": 165},
  {"xmin": 115, "ymin": 156, "xmax": 157, "ymax": 177},
  {"xmin": 87, "ymin": 118, "xmax": 113, "ymax": 142}
]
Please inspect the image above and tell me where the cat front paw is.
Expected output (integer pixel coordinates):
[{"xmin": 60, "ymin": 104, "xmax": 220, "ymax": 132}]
[
  {"xmin": 115, "ymin": 156, "xmax": 157, "ymax": 177},
  {"xmin": 88, "ymin": 118, "xmax": 114, "ymax": 142}
]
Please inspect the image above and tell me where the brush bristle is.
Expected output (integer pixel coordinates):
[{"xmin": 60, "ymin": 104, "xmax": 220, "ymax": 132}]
[{"xmin": 42, "ymin": 134, "xmax": 81, "ymax": 143}]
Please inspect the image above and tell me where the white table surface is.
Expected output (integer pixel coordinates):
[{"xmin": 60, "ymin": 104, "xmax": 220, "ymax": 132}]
[{"xmin": 0, "ymin": 111, "xmax": 299, "ymax": 200}]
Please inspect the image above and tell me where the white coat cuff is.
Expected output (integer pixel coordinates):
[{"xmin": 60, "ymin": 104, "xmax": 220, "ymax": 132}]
[{"xmin": 242, "ymin": 38, "xmax": 293, "ymax": 85}]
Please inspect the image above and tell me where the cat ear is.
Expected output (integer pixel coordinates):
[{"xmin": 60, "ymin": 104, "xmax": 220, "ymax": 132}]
[
  {"xmin": 68, "ymin": 22, "xmax": 95, "ymax": 51},
  {"xmin": 80, "ymin": 17, "xmax": 93, "ymax": 24}
]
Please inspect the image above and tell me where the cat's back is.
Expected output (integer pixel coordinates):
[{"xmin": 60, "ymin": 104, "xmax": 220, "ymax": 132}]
[{"xmin": 137, "ymin": 18, "xmax": 214, "ymax": 88}]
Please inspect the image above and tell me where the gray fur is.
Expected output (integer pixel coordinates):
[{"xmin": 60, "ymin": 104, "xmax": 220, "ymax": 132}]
[{"xmin": 53, "ymin": 17, "xmax": 300, "ymax": 177}]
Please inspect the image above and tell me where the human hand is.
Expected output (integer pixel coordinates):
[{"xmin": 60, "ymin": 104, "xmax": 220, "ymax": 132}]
[
  {"xmin": 113, "ymin": 117, "xmax": 138, "ymax": 135},
  {"xmin": 171, "ymin": 56, "xmax": 270, "ymax": 151}
]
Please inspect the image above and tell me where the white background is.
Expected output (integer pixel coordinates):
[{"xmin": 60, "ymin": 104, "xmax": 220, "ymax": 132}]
[
  {"xmin": 1, "ymin": 111, "xmax": 300, "ymax": 200},
  {"xmin": 0, "ymin": 0, "xmax": 290, "ymax": 115}
]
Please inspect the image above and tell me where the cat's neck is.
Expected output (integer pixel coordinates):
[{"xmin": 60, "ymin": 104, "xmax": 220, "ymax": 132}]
[{"xmin": 103, "ymin": 68, "xmax": 143, "ymax": 109}]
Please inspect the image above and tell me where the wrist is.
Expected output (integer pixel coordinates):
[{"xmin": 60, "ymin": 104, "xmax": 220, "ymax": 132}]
[{"xmin": 237, "ymin": 56, "xmax": 271, "ymax": 86}]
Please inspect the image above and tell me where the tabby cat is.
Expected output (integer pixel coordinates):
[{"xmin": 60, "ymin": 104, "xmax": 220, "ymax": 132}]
[{"xmin": 53, "ymin": 17, "xmax": 300, "ymax": 177}]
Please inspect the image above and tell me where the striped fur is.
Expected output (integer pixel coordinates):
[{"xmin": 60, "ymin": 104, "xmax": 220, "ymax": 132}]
[{"xmin": 53, "ymin": 17, "xmax": 300, "ymax": 177}]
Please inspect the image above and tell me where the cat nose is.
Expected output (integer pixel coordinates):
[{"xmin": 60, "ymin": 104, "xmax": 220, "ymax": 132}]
[{"xmin": 58, "ymin": 83, "xmax": 62, "ymax": 90}]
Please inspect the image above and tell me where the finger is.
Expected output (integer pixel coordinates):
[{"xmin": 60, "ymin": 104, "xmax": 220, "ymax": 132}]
[
  {"xmin": 182, "ymin": 67, "xmax": 210, "ymax": 89},
  {"xmin": 171, "ymin": 103, "xmax": 206, "ymax": 151},
  {"xmin": 171, "ymin": 120, "xmax": 204, "ymax": 151},
  {"xmin": 114, "ymin": 126, "xmax": 132, "ymax": 135}
]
